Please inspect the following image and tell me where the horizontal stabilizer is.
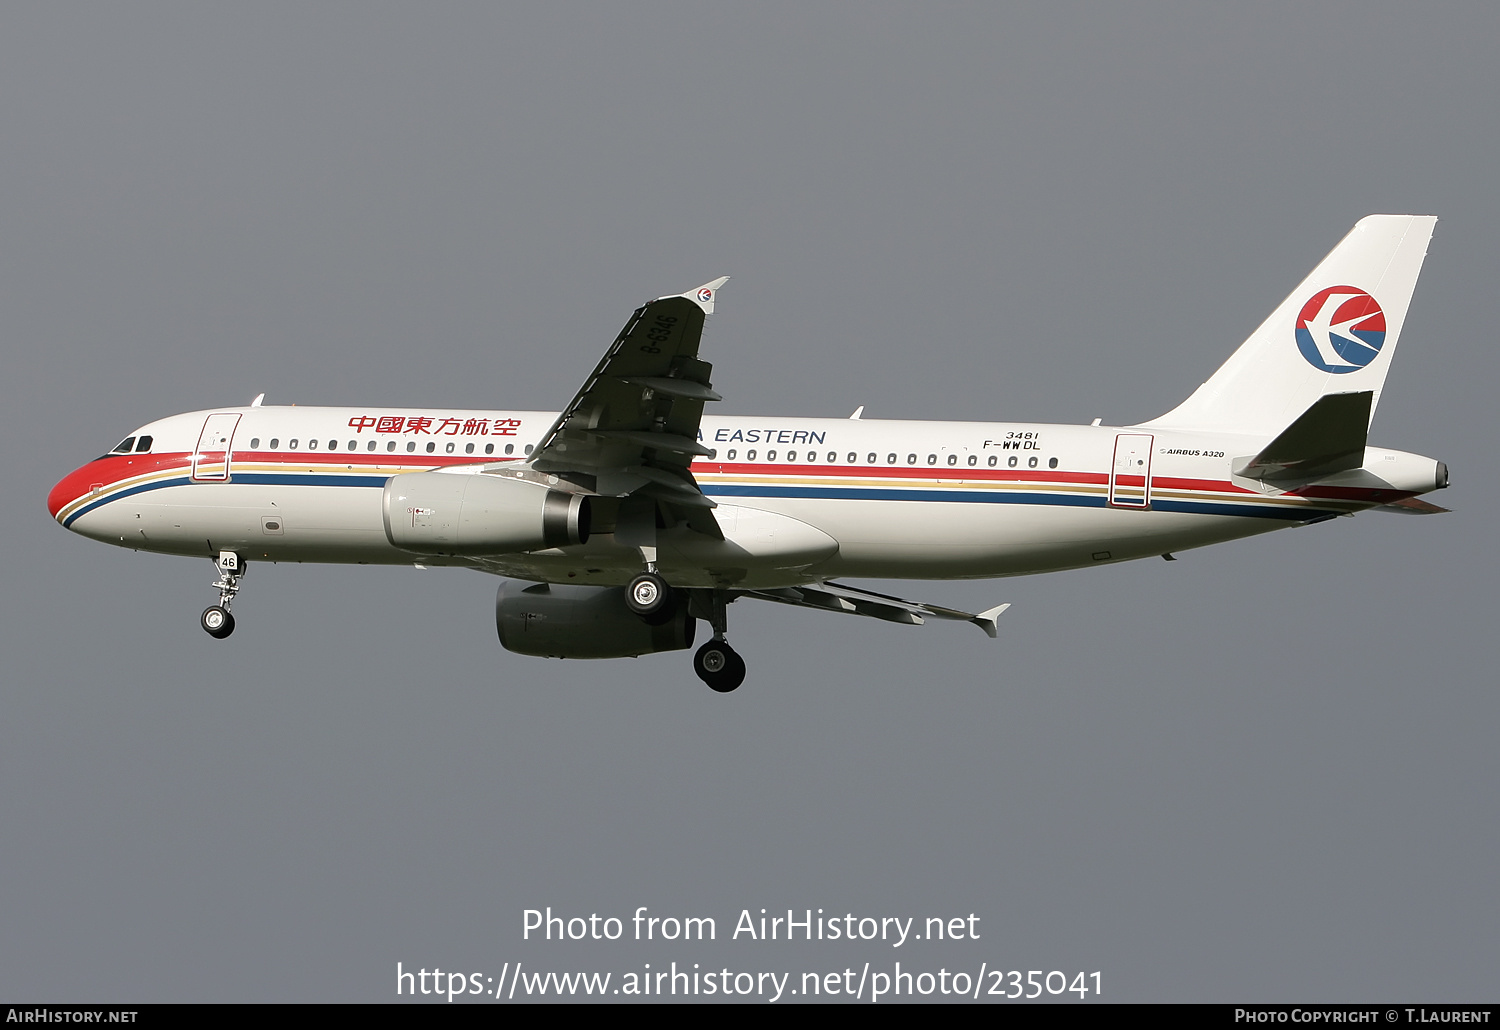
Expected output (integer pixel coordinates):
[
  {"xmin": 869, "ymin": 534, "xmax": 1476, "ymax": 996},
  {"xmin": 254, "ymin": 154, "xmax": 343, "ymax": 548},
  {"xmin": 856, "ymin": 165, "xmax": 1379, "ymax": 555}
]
[{"xmin": 1234, "ymin": 391, "xmax": 1371, "ymax": 481}]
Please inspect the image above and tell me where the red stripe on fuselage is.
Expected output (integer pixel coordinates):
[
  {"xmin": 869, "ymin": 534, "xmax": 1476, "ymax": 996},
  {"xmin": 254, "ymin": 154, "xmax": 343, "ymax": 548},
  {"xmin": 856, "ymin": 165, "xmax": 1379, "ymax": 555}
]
[
  {"xmin": 696, "ymin": 461, "xmax": 1111, "ymax": 485},
  {"xmin": 48, "ymin": 450, "xmax": 1414, "ymax": 524},
  {"xmin": 47, "ymin": 452, "xmax": 190, "ymax": 518},
  {"xmin": 239, "ymin": 450, "xmax": 518, "ymax": 468},
  {"xmin": 47, "ymin": 450, "xmax": 516, "ymax": 519}
]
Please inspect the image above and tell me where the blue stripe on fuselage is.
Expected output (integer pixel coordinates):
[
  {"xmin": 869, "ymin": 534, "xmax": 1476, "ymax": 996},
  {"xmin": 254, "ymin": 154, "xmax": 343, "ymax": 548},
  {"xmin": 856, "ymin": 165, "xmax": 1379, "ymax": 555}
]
[
  {"xmin": 62, "ymin": 471, "xmax": 1332, "ymax": 530},
  {"xmin": 702, "ymin": 483, "xmax": 1325, "ymax": 521}
]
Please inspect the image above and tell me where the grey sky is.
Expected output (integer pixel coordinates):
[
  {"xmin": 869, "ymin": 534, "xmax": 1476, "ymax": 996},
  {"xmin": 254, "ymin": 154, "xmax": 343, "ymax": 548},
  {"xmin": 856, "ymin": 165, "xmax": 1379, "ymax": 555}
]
[{"xmin": 2, "ymin": 3, "xmax": 1495, "ymax": 1002}]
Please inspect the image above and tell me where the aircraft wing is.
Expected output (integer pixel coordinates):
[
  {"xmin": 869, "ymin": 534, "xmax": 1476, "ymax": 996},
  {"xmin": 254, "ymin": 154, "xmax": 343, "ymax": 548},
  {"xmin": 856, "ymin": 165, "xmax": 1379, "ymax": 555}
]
[
  {"xmin": 742, "ymin": 580, "xmax": 1010, "ymax": 638},
  {"xmin": 528, "ymin": 278, "xmax": 728, "ymax": 536}
]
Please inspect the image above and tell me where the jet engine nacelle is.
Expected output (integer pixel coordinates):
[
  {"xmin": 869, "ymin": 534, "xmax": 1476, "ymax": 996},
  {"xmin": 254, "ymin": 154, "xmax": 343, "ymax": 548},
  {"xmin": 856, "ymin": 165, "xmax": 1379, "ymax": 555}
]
[
  {"xmin": 383, "ymin": 470, "xmax": 590, "ymax": 554},
  {"xmin": 496, "ymin": 580, "xmax": 696, "ymax": 659}
]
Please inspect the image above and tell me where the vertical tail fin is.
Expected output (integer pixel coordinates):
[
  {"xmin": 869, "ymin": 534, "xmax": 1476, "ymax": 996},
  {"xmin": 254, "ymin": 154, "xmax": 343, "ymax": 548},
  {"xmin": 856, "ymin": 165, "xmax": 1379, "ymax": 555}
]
[{"xmin": 1141, "ymin": 215, "xmax": 1436, "ymax": 436}]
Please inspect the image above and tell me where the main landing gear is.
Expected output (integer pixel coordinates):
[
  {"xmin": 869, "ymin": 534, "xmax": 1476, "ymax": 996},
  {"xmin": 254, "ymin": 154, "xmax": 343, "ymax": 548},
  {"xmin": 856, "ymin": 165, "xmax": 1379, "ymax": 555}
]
[
  {"xmin": 201, "ymin": 551, "xmax": 243, "ymax": 640},
  {"xmin": 631, "ymin": 568, "xmax": 748, "ymax": 693},
  {"xmin": 625, "ymin": 570, "xmax": 675, "ymax": 625},
  {"xmin": 693, "ymin": 638, "xmax": 745, "ymax": 693},
  {"xmin": 688, "ymin": 587, "xmax": 745, "ymax": 693}
]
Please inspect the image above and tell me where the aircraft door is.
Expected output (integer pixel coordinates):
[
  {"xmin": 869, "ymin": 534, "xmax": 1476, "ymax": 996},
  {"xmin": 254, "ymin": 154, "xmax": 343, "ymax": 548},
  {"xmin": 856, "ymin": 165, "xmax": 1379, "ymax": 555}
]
[
  {"xmin": 192, "ymin": 413, "xmax": 242, "ymax": 482},
  {"xmin": 1108, "ymin": 433, "xmax": 1153, "ymax": 508}
]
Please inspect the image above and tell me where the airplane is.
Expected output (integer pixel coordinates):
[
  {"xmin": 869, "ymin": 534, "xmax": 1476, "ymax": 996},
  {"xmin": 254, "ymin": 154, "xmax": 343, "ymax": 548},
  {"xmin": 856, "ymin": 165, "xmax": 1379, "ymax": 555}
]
[{"xmin": 48, "ymin": 215, "xmax": 1449, "ymax": 693}]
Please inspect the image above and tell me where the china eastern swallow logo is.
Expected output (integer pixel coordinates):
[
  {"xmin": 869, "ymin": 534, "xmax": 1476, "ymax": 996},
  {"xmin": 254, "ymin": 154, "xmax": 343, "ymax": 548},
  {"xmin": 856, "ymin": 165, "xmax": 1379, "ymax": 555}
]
[
  {"xmin": 697, "ymin": 288, "xmax": 714, "ymax": 303},
  {"xmin": 1294, "ymin": 286, "xmax": 1386, "ymax": 373}
]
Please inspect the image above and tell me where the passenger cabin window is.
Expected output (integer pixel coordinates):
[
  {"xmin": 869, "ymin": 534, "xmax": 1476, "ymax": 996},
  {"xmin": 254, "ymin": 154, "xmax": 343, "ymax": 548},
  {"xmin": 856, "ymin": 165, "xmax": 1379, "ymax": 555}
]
[
  {"xmin": 465, "ymin": 443, "xmax": 474, "ymax": 454},
  {"xmin": 727, "ymin": 449, "xmax": 737, "ymax": 459},
  {"xmin": 484, "ymin": 444, "xmax": 494, "ymax": 454},
  {"xmin": 445, "ymin": 442, "xmax": 455, "ymax": 453},
  {"xmin": 426, "ymin": 442, "xmax": 436, "ymax": 453},
  {"xmin": 407, "ymin": 442, "xmax": 416, "ymax": 452},
  {"xmin": 927, "ymin": 454, "xmax": 937, "ymax": 465},
  {"xmin": 968, "ymin": 455, "xmax": 977, "ymax": 466},
  {"xmin": 268, "ymin": 438, "xmax": 279, "ymax": 449},
  {"xmin": 1049, "ymin": 457, "xmax": 1059, "ymax": 469},
  {"xmin": 747, "ymin": 449, "xmax": 757, "ymax": 461},
  {"xmin": 309, "ymin": 439, "xmax": 318, "ymax": 450},
  {"xmin": 504, "ymin": 444, "xmax": 514, "ymax": 455},
  {"xmin": 947, "ymin": 454, "xmax": 958, "ymax": 466},
  {"xmin": 1008, "ymin": 456, "xmax": 1017, "ymax": 467},
  {"xmin": 328, "ymin": 439, "xmax": 337, "ymax": 450},
  {"xmin": 289, "ymin": 439, "xmax": 299, "ymax": 449},
  {"xmin": 887, "ymin": 453, "xmax": 896, "ymax": 464},
  {"xmin": 387, "ymin": 441, "xmax": 397, "ymax": 452},
  {"xmin": 1028, "ymin": 456, "xmax": 1038, "ymax": 468},
  {"xmin": 988, "ymin": 456, "xmax": 997, "ymax": 466},
  {"xmin": 345, "ymin": 440, "xmax": 355, "ymax": 451},
  {"xmin": 367, "ymin": 440, "xmax": 377, "ymax": 451},
  {"xmin": 907, "ymin": 454, "xmax": 917, "ymax": 465},
  {"xmin": 250, "ymin": 438, "xmax": 260, "ymax": 449},
  {"xmin": 525, "ymin": 444, "xmax": 533, "ymax": 454},
  {"xmin": 767, "ymin": 450, "xmax": 777, "ymax": 461}
]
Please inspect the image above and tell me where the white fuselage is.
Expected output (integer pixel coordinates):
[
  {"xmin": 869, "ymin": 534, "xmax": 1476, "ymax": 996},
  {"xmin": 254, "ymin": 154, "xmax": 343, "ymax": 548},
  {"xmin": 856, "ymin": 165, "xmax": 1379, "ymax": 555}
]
[{"xmin": 49, "ymin": 405, "xmax": 1441, "ymax": 589}]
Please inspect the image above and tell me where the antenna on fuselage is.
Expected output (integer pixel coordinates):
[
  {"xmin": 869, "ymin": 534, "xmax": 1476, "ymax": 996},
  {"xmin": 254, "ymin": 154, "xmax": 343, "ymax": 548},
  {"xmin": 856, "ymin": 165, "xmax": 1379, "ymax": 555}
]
[{"xmin": 250, "ymin": 393, "xmax": 265, "ymax": 407}]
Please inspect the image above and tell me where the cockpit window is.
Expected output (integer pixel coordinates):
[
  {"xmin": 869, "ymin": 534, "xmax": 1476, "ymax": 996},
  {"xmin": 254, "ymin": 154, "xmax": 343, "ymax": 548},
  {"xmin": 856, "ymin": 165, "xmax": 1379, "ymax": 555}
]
[
  {"xmin": 134, "ymin": 436, "xmax": 153, "ymax": 452},
  {"xmin": 112, "ymin": 437, "xmax": 136, "ymax": 453}
]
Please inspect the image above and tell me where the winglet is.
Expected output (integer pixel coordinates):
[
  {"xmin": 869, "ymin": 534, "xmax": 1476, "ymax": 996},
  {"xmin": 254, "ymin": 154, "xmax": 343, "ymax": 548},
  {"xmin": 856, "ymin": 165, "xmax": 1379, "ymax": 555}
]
[
  {"xmin": 668, "ymin": 276, "xmax": 729, "ymax": 315},
  {"xmin": 971, "ymin": 603, "xmax": 1011, "ymax": 639}
]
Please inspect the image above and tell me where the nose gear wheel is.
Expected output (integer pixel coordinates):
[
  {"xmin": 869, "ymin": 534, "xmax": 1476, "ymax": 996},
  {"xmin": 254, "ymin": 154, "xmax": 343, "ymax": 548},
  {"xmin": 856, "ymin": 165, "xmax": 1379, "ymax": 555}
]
[
  {"xmin": 201, "ymin": 606, "xmax": 235, "ymax": 639},
  {"xmin": 201, "ymin": 551, "xmax": 245, "ymax": 639}
]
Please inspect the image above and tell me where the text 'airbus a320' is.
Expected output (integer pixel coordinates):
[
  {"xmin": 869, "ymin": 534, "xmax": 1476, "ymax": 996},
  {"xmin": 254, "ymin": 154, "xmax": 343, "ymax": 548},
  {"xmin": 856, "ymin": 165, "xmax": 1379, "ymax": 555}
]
[{"xmin": 49, "ymin": 216, "xmax": 1448, "ymax": 692}]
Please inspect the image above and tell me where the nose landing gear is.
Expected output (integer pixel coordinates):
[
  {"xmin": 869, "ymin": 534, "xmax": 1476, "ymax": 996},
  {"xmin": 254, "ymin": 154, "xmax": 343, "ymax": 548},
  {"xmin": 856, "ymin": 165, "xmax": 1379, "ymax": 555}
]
[
  {"xmin": 201, "ymin": 605, "xmax": 235, "ymax": 639},
  {"xmin": 202, "ymin": 551, "xmax": 244, "ymax": 639}
]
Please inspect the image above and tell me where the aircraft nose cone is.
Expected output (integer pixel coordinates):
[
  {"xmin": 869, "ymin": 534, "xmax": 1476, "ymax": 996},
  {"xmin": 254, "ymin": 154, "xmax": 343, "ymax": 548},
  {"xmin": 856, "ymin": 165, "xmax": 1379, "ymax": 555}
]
[{"xmin": 48, "ymin": 462, "xmax": 102, "ymax": 522}]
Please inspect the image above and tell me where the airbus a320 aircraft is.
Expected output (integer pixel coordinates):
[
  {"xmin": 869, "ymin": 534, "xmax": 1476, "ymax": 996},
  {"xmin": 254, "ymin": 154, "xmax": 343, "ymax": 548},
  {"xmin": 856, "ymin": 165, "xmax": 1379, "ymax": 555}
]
[{"xmin": 49, "ymin": 216, "xmax": 1448, "ymax": 692}]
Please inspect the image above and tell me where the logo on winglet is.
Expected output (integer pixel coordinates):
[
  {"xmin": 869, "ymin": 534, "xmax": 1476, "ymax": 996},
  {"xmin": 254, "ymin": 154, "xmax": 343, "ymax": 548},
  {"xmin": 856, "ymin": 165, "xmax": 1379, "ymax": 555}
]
[
  {"xmin": 697, "ymin": 288, "xmax": 714, "ymax": 303},
  {"xmin": 1294, "ymin": 286, "xmax": 1386, "ymax": 373}
]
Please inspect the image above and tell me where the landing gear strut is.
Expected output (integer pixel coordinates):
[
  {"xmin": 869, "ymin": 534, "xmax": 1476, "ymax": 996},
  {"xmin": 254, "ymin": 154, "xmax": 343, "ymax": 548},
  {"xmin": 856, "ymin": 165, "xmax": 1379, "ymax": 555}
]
[
  {"xmin": 690, "ymin": 589, "xmax": 745, "ymax": 693},
  {"xmin": 202, "ymin": 551, "xmax": 244, "ymax": 639}
]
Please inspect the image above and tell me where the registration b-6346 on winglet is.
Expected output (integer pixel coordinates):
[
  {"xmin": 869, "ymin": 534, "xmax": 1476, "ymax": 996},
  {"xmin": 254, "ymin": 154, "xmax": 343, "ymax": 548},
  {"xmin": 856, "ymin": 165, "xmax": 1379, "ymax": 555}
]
[{"xmin": 49, "ymin": 217, "xmax": 1449, "ymax": 692}]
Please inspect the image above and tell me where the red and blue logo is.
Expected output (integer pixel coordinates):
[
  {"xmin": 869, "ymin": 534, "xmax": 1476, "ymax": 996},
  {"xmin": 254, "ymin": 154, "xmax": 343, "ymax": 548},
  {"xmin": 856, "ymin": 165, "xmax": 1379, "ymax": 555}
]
[
  {"xmin": 1294, "ymin": 286, "xmax": 1386, "ymax": 374},
  {"xmin": 697, "ymin": 288, "xmax": 714, "ymax": 304}
]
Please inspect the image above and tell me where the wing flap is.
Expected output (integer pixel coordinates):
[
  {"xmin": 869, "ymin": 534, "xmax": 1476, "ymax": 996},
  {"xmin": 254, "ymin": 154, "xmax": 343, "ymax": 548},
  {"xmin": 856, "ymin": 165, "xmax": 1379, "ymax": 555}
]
[
  {"xmin": 743, "ymin": 582, "xmax": 1009, "ymax": 637},
  {"xmin": 1373, "ymin": 496, "xmax": 1451, "ymax": 514}
]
